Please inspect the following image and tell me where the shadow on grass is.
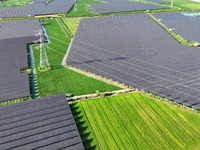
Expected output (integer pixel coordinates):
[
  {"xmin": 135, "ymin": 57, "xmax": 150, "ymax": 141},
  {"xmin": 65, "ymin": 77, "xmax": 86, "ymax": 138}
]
[
  {"xmin": 50, "ymin": 65, "xmax": 64, "ymax": 70},
  {"xmin": 70, "ymin": 103, "xmax": 98, "ymax": 150}
]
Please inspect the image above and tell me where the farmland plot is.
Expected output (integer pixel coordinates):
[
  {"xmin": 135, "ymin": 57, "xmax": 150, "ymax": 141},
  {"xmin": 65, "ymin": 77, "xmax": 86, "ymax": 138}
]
[
  {"xmin": 72, "ymin": 93, "xmax": 200, "ymax": 149},
  {"xmin": 66, "ymin": 14, "xmax": 200, "ymax": 110}
]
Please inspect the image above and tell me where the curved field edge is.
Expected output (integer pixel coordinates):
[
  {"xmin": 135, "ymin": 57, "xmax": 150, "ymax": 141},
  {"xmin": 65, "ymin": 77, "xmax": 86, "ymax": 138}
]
[
  {"xmin": 71, "ymin": 93, "xmax": 200, "ymax": 150},
  {"xmin": 32, "ymin": 18, "xmax": 121, "ymax": 97}
]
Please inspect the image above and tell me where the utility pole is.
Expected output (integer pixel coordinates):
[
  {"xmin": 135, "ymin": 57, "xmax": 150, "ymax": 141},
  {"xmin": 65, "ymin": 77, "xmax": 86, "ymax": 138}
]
[
  {"xmin": 171, "ymin": 0, "xmax": 173, "ymax": 8},
  {"xmin": 35, "ymin": 30, "xmax": 50, "ymax": 71}
]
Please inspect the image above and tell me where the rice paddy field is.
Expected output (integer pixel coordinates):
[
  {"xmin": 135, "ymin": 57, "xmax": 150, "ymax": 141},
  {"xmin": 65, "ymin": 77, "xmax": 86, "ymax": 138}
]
[
  {"xmin": 71, "ymin": 93, "xmax": 200, "ymax": 149},
  {"xmin": 33, "ymin": 18, "xmax": 120, "ymax": 97}
]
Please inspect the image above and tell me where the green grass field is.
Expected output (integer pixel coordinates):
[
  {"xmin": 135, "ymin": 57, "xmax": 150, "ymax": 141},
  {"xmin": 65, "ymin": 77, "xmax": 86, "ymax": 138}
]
[
  {"xmin": 62, "ymin": 18, "xmax": 81, "ymax": 35},
  {"xmin": 67, "ymin": 0, "xmax": 102, "ymax": 16},
  {"xmin": 160, "ymin": 0, "xmax": 200, "ymax": 11},
  {"xmin": 0, "ymin": 0, "xmax": 31, "ymax": 7},
  {"xmin": 33, "ymin": 18, "xmax": 120, "ymax": 97},
  {"xmin": 71, "ymin": 93, "xmax": 200, "ymax": 149}
]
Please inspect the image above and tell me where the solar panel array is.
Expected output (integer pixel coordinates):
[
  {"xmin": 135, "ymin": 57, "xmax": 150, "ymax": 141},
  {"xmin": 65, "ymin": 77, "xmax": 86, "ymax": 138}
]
[
  {"xmin": 0, "ymin": 93, "xmax": 84, "ymax": 150},
  {"xmin": 152, "ymin": 12, "xmax": 200, "ymax": 42},
  {"xmin": 0, "ymin": 0, "xmax": 76, "ymax": 17},
  {"xmin": 144, "ymin": 0, "xmax": 169, "ymax": 4},
  {"xmin": 0, "ymin": 20, "xmax": 41, "ymax": 102},
  {"xmin": 66, "ymin": 14, "xmax": 200, "ymax": 110},
  {"xmin": 87, "ymin": 0, "xmax": 168, "ymax": 14}
]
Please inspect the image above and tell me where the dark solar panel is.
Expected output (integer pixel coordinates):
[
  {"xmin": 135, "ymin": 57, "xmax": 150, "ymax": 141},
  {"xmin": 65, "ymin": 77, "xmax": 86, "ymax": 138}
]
[
  {"xmin": 0, "ymin": 0, "xmax": 76, "ymax": 17},
  {"xmin": 152, "ymin": 12, "xmax": 200, "ymax": 42},
  {"xmin": 66, "ymin": 14, "xmax": 200, "ymax": 110},
  {"xmin": 0, "ymin": 20, "xmax": 42, "ymax": 102},
  {"xmin": 0, "ymin": 93, "xmax": 84, "ymax": 150}
]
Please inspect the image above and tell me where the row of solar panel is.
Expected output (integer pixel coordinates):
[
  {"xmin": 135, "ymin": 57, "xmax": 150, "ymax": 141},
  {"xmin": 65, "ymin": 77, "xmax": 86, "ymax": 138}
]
[
  {"xmin": 87, "ymin": 0, "xmax": 168, "ymax": 14},
  {"xmin": 152, "ymin": 12, "xmax": 200, "ymax": 42},
  {"xmin": 66, "ymin": 14, "xmax": 200, "ymax": 110},
  {"xmin": 0, "ymin": 0, "xmax": 76, "ymax": 17},
  {"xmin": 0, "ymin": 93, "xmax": 84, "ymax": 150},
  {"xmin": 0, "ymin": 20, "xmax": 42, "ymax": 102}
]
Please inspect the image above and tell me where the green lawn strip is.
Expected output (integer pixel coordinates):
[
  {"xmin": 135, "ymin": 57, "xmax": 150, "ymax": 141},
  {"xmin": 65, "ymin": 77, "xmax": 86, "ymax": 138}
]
[
  {"xmin": 162, "ymin": 0, "xmax": 200, "ymax": 11},
  {"xmin": 127, "ymin": 94, "xmax": 178, "ymax": 149},
  {"xmin": 67, "ymin": 0, "xmax": 102, "ymax": 17},
  {"xmin": 112, "ymin": 95, "xmax": 160, "ymax": 149},
  {"xmin": 70, "ymin": 102, "xmax": 100, "ymax": 149},
  {"xmin": 130, "ymin": 94, "xmax": 200, "ymax": 149},
  {"xmin": 33, "ymin": 18, "xmax": 120, "ymax": 97},
  {"xmin": 0, "ymin": 97, "xmax": 31, "ymax": 106},
  {"xmin": 113, "ymin": 96, "xmax": 152, "ymax": 149},
  {"xmin": 61, "ymin": 18, "xmax": 81, "ymax": 35},
  {"xmin": 102, "ymin": 98, "xmax": 137, "ymax": 149},
  {"xmin": 142, "ymin": 96, "xmax": 199, "ymax": 141},
  {"xmin": 131, "ymin": 94, "xmax": 185, "ymax": 148},
  {"xmin": 81, "ymin": 101, "xmax": 110, "ymax": 149},
  {"xmin": 55, "ymin": 18, "xmax": 73, "ymax": 38},
  {"xmin": 96, "ymin": 100, "xmax": 127, "ymax": 149},
  {"xmin": 145, "ymin": 96, "xmax": 200, "ymax": 148},
  {"xmin": 88, "ymin": 101, "xmax": 120, "ymax": 149}
]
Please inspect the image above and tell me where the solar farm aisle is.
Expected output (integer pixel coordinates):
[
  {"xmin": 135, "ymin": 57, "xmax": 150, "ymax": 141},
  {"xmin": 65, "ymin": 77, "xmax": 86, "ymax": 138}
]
[{"xmin": 71, "ymin": 93, "xmax": 200, "ymax": 149}]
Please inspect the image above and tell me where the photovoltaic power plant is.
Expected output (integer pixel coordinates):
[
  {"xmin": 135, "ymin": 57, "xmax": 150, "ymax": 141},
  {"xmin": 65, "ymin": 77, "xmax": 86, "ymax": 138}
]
[
  {"xmin": 0, "ymin": 0, "xmax": 76, "ymax": 17},
  {"xmin": 66, "ymin": 14, "xmax": 200, "ymax": 110},
  {"xmin": 144, "ymin": 0, "xmax": 169, "ymax": 4},
  {"xmin": 87, "ymin": 0, "xmax": 168, "ymax": 14},
  {"xmin": 0, "ymin": 93, "xmax": 84, "ymax": 150},
  {"xmin": 152, "ymin": 12, "xmax": 200, "ymax": 42},
  {"xmin": 0, "ymin": 20, "xmax": 42, "ymax": 102}
]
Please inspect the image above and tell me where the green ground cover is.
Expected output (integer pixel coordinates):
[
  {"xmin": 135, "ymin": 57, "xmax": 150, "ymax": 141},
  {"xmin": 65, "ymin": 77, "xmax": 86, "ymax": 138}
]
[
  {"xmin": 62, "ymin": 18, "xmax": 81, "ymax": 35},
  {"xmin": 72, "ymin": 93, "xmax": 200, "ymax": 149},
  {"xmin": 33, "ymin": 18, "xmax": 120, "ymax": 97},
  {"xmin": 159, "ymin": 0, "xmax": 200, "ymax": 11},
  {"xmin": 67, "ymin": 0, "xmax": 102, "ymax": 16},
  {"xmin": 0, "ymin": 0, "xmax": 31, "ymax": 7}
]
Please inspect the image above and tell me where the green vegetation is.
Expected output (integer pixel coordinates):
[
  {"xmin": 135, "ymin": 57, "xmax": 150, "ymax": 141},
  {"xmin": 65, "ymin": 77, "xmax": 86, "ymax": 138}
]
[
  {"xmin": 162, "ymin": 0, "xmax": 200, "ymax": 11},
  {"xmin": 62, "ymin": 17, "xmax": 81, "ymax": 35},
  {"xmin": 67, "ymin": 0, "xmax": 102, "ymax": 16},
  {"xmin": 72, "ymin": 93, "xmax": 200, "ymax": 149},
  {"xmin": 56, "ymin": 18, "xmax": 73, "ymax": 38},
  {"xmin": 33, "ymin": 18, "xmax": 121, "ymax": 97},
  {"xmin": 0, "ymin": 0, "xmax": 31, "ymax": 7},
  {"xmin": 0, "ymin": 96, "xmax": 31, "ymax": 106}
]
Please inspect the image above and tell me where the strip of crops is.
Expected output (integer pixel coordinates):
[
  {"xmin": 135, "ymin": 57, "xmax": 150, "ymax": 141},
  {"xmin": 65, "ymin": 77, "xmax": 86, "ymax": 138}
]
[
  {"xmin": 33, "ymin": 19, "xmax": 120, "ymax": 97},
  {"xmin": 73, "ymin": 93, "xmax": 200, "ymax": 149}
]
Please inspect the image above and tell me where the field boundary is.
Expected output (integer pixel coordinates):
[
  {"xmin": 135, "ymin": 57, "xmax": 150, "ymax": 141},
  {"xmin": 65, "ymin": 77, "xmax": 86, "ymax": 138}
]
[
  {"xmin": 63, "ymin": 64, "xmax": 130, "ymax": 89},
  {"xmin": 68, "ymin": 88, "xmax": 137, "ymax": 102}
]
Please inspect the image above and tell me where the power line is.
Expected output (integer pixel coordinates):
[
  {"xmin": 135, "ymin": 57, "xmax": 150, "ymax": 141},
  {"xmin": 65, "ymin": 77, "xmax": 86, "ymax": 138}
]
[{"xmin": 35, "ymin": 30, "xmax": 50, "ymax": 70}]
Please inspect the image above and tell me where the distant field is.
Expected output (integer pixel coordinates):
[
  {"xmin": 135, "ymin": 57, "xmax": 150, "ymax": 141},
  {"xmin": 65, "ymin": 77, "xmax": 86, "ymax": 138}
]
[
  {"xmin": 0, "ymin": 0, "xmax": 31, "ymax": 7},
  {"xmin": 33, "ymin": 18, "xmax": 120, "ymax": 97},
  {"xmin": 72, "ymin": 93, "xmax": 200, "ymax": 149},
  {"xmin": 67, "ymin": 0, "xmax": 102, "ymax": 16},
  {"xmin": 161, "ymin": 0, "xmax": 200, "ymax": 10}
]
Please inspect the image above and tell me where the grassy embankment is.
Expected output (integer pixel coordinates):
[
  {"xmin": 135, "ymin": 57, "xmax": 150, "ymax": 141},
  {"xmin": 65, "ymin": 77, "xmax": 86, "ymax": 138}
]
[{"xmin": 33, "ymin": 18, "xmax": 121, "ymax": 97}]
